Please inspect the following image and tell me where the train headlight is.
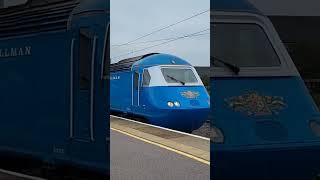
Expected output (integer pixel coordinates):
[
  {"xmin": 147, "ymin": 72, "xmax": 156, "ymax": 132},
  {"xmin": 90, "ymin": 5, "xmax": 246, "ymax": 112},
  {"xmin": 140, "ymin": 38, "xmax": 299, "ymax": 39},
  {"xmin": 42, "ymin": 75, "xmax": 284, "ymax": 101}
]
[
  {"xmin": 174, "ymin": 101, "xmax": 180, "ymax": 107},
  {"xmin": 310, "ymin": 120, "xmax": 320, "ymax": 137},
  {"xmin": 167, "ymin": 101, "xmax": 174, "ymax": 107}
]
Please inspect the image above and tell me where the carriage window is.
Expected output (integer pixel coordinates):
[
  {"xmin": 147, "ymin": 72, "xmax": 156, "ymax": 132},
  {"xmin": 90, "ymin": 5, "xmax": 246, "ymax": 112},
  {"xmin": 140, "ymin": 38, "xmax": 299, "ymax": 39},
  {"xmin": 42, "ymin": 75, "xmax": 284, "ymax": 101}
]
[
  {"xmin": 142, "ymin": 70, "xmax": 151, "ymax": 86},
  {"xmin": 212, "ymin": 23, "xmax": 280, "ymax": 67},
  {"xmin": 161, "ymin": 68, "xmax": 198, "ymax": 84},
  {"xmin": 79, "ymin": 29, "xmax": 92, "ymax": 90},
  {"xmin": 134, "ymin": 72, "xmax": 139, "ymax": 90}
]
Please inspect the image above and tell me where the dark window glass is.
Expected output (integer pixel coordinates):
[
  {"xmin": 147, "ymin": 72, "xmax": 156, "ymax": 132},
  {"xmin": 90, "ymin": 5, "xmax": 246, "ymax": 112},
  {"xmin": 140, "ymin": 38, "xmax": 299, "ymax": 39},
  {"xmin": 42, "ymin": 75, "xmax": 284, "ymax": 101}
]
[
  {"xmin": 79, "ymin": 29, "xmax": 92, "ymax": 90},
  {"xmin": 134, "ymin": 72, "xmax": 139, "ymax": 90},
  {"xmin": 142, "ymin": 70, "xmax": 151, "ymax": 86},
  {"xmin": 212, "ymin": 23, "xmax": 280, "ymax": 67}
]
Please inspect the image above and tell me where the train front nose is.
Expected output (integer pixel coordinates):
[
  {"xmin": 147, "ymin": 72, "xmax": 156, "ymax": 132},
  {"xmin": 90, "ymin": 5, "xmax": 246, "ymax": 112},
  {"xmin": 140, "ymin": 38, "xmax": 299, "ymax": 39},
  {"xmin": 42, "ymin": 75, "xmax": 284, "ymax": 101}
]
[
  {"xmin": 161, "ymin": 108, "xmax": 210, "ymax": 132},
  {"xmin": 149, "ymin": 86, "xmax": 210, "ymax": 132}
]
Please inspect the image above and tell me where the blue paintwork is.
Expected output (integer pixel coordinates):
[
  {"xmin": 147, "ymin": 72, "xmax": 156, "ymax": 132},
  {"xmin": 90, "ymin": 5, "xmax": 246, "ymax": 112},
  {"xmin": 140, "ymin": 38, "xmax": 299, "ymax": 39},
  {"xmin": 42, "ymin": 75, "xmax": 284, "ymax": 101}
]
[
  {"xmin": 211, "ymin": 0, "xmax": 320, "ymax": 179},
  {"xmin": 111, "ymin": 54, "xmax": 210, "ymax": 132},
  {"xmin": 213, "ymin": 77, "xmax": 319, "ymax": 146},
  {"xmin": 0, "ymin": 0, "xmax": 109, "ymax": 175},
  {"xmin": 132, "ymin": 54, "xmax": 191, "ymax": 68},
  {"xmin": 110, "ymin": 71, "xmax": 132, "ymax": 112},
  {"xmin": 139, "ymin": 86, "xmax": 209, "ymax": 131}
]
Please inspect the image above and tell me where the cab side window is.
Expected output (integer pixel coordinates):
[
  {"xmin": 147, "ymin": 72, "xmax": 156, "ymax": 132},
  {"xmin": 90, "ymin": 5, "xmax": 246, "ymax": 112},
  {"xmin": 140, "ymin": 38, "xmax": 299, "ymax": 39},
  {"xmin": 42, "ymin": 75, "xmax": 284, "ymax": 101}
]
[{"xmin": 142, "ymin": 70, "xmax": 151, "ymax": 87}]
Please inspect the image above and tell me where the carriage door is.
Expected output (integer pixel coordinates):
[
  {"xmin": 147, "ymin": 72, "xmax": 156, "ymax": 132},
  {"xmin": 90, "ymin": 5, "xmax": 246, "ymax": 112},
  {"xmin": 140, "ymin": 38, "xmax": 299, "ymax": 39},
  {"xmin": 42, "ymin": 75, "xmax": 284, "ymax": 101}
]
[
  {"xmin": 72, "ymin": 28, "xmax": 96, "ymax": 141},
  {"xmin": 132, "ymin": 71, "xmax": 140, "ymax": 110}
]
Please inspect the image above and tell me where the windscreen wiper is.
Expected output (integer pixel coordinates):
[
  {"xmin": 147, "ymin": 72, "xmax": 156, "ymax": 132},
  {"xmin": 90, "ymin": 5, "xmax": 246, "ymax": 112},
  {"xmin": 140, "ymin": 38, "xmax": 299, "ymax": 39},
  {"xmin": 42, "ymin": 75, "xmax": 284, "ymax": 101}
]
[
  {"xmin": 211, "ymin": 56, "xmax": 240, "ymax": 75},
  {"xmin": 166, "ymin": 75, "xmax": 185, "ymax": 85}
]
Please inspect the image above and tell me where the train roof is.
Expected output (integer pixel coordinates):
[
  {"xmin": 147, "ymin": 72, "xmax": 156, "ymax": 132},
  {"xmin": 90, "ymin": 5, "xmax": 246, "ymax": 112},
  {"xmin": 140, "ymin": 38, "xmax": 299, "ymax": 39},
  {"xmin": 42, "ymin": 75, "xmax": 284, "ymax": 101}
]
[
  {"xmin": 0, "ymin": 0, "xmax": 109, "ymax": 39},
  {"xmin": 211, "ymin": 0, "xmax": 263, "ymax": 15},
  {"xmin": 110, "ymin": 53, "xmax": 191, "ymax": 72},
  {"xmin": 73, "ymin": 0, "xmax": 109, "ymax": 15}
]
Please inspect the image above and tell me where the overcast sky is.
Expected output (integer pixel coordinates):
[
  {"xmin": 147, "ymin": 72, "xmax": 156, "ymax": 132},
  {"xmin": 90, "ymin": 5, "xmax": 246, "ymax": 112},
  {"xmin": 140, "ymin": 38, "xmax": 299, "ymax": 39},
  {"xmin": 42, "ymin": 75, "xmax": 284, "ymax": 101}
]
[{"xmin": 111, "ymin": 0, "xmax": 210, "ymax": 67}]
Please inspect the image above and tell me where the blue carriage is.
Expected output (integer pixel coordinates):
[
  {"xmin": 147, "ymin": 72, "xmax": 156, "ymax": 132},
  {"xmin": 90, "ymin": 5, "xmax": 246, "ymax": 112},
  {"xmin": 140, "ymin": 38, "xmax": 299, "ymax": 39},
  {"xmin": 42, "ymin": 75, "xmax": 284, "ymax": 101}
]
[{"xmin": 0, "ymin": 0, "xmax": 109, "ymax": 175}]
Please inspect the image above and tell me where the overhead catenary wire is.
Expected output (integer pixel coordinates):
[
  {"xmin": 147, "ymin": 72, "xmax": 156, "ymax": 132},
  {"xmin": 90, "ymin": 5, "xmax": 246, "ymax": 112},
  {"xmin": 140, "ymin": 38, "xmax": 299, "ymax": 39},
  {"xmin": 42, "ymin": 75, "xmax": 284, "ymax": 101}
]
[
  {"xmin": 113, "ymin": 9, "xmax": 209, "ymax": 47},
  {"xmin": 112, "ymin": 31, "xmax": 209, "ymax": 47},
  {"xmin": 111, "ymin": 28, "xmax": 209, "ymax": 60}
]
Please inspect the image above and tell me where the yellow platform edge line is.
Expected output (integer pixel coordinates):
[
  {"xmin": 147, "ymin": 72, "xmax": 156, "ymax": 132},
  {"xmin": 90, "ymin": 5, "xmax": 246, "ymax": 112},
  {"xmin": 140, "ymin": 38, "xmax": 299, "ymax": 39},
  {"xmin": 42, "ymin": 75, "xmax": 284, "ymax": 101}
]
[{"xmin": 111, "ymin": 127, "xmax": 210, "ymax": 166}]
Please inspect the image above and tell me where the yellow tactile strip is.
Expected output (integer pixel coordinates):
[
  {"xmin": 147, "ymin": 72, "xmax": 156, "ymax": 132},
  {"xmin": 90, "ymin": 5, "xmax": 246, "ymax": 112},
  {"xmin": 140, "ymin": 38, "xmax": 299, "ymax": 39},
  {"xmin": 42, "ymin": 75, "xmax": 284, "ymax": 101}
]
[{"xmin": 110, "ymin": 116, "xmax": 210, "ymax": 164}]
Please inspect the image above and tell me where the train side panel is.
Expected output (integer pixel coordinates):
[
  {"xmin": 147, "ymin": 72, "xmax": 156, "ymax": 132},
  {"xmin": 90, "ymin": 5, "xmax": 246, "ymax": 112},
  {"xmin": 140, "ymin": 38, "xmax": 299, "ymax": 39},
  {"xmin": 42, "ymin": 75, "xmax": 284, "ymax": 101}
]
[
  {"xmin": 0, "ymin": 32, "xmax": 71, "ymax": 161},
  {"xmin": 110, "ymin": 71, "xmax": 132, "ymax": 113}
]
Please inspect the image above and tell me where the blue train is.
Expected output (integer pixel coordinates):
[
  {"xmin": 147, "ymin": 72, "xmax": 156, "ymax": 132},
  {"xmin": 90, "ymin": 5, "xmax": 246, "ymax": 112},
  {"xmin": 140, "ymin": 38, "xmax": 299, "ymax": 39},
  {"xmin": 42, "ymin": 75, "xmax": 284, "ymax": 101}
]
[
  {"xmin": 0, "ymin": 0, "xmax": 109, "ymax": 176},
  {"xmin": 110, "ymin": 53, "xmax": 210, "ymax": 132},
  {"xmin": 211, "ymin": 0, "xmax": 320, "ymax": 179}
]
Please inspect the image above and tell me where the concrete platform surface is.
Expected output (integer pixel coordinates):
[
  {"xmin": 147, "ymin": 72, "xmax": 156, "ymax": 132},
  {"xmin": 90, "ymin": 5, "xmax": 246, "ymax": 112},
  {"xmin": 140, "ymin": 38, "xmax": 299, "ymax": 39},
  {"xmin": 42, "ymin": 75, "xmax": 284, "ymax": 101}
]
[
  {"xmin": 110, "ymin": 115, "xmax": 210, "ymax": 164},
  {"xmin": 111, "ymin": 129, "xmax": 210, "ymax": 180}
]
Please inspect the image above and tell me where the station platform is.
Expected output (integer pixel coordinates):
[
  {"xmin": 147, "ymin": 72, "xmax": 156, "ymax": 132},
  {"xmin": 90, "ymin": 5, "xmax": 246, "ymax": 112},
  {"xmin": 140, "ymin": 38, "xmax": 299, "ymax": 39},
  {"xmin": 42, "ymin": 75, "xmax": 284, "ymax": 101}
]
[{"xmin": 110, "ymin": 115, "xmax": 210, "ymax": 180}]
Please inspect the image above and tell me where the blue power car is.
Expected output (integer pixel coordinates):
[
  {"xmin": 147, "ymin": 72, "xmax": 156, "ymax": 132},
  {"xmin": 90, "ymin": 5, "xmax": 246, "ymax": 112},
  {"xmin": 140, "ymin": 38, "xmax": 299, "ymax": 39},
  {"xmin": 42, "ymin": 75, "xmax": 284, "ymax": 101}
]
[
  {"xmin": 0, "ymin": 0, "xmax": 109, "ymax": 176},
  {"xmin": 111, "ymin": 53, "xmax": 210, "ymax": 132},
  {"xmin": 211, "ymin": 0, "xmax": 320, "ymax": 179}
]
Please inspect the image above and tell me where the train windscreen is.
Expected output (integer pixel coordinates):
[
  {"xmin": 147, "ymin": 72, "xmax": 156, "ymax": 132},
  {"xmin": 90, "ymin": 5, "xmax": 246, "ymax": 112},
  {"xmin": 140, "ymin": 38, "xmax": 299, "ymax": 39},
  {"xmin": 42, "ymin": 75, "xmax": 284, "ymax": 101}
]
[
  {"xmin": 212, "ymin": 23, "xmax": 280, "ymax": 68},
  {"xmin": 161, "ymin": 67, "xmax": 198, "ymax": 85}
]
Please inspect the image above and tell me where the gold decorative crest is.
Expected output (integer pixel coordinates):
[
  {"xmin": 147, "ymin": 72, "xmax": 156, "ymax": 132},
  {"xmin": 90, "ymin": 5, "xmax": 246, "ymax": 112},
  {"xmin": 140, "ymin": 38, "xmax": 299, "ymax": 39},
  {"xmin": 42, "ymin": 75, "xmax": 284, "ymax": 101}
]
[
  {"xmin": 225, "ymin": 91, "xmax": 287, "ymax": 117},
  {"xmin": 181, "ymin": 91, "xmax": 200, "ymax": 99}
]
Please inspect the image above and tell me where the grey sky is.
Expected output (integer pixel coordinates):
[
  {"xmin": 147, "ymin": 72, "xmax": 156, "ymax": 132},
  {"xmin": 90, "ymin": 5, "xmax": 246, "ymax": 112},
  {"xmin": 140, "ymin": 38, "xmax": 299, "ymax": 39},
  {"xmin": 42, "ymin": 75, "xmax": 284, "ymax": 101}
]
[
  {"xmin": 249, "ymin": 0, "xmax": 320, "ymax": 16},
  {"xmin": 111, "ymin": 0, "xmax": 210, "ymax": 67}
]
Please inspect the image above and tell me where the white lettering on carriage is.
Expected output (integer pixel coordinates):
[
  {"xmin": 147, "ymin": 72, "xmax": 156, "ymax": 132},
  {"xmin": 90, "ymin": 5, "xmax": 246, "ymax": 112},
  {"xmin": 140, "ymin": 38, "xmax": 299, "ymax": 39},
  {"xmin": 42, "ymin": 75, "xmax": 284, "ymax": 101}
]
[
  {"xmin": 10, "ymin": 48, "xmax": 17, "ymax": 56},
  {"xmin": 0, "ymin": 46, "xmax": 32, "ymax": 58},
  {"xmin": 111, "ymin": 75, "xmax": 120, "ymax": 80}
]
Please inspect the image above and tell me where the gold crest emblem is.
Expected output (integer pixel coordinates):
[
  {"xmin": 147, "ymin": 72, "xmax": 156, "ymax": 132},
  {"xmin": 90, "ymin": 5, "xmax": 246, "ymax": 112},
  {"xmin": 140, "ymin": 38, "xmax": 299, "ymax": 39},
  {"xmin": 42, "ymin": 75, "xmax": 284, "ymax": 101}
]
[
  {"xmin": 225, "ymin": 91, "xmax": 287, "ymax": 117},
  {"xmin": 181, "ymin": 91, "xmax": 200, "ymax": 99}
]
